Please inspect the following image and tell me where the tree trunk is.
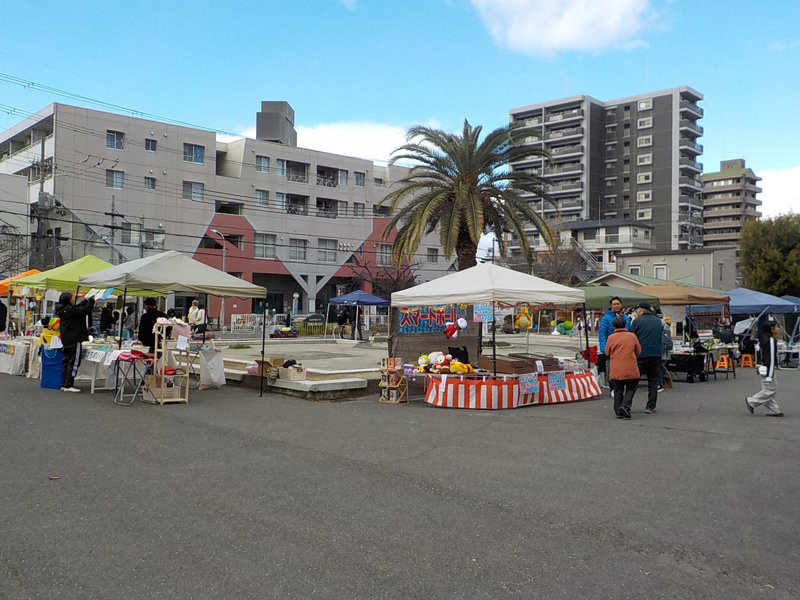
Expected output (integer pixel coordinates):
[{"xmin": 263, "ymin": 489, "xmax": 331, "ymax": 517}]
[{"xmin": 456, "ymin": 229, "xmax": 478, "ymax": 271}]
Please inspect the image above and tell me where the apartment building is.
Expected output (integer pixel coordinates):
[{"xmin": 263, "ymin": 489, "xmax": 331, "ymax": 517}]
[
  {"xmin": 615, "ymin": 247, "xmax": 737, "ymax": 291},
  {"xmin": 0, "ymin": 102, "xmax": 454, "ymax": 320},
  {"xmin": 701, "ymin": 159, "xmax": 762, "ymax": 275},
  {"xmin": 508, "ymin": 86, "xmax": 704, "ymax": 255}
]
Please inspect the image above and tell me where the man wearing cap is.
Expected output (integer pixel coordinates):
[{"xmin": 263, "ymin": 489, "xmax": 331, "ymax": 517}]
[
  {"xmin": 630, "ymin": 301, "xmax": 663, "ymax": 414},
  {"xmin": 138, "ymin": 297, "xmax": 167, "ymax": 353}
]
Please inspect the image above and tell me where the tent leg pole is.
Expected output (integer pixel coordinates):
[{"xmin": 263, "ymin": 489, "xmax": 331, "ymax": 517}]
[
  {"xmin": 260, "ymin": 291, "xmax": 267, "ymax": 398},
  {"xmin": 583, "ymin": 303, "xmax": 589, "ymax": 353},
  {"xmin": 492, "ymin": 302, "xmax": 497, "ymax": 377}
]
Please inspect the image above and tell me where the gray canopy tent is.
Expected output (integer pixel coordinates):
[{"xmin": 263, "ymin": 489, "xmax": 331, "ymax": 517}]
[{"xmin": 78, "ymin": 251, "xmax": 269, "ymax": 397}]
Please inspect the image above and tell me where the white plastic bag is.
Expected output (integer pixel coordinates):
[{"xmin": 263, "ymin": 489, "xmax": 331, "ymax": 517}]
[{"xmin": 199, "ymin": 350, "xmax": 226, "ymax": 389}]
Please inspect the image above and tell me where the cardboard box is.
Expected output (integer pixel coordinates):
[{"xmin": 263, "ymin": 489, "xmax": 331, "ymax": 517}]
[
  {"xmin": 255, "ymin": 357, "xmax": 286, "ymax": 377},
  {"xmin": 477, "ymin": 354, "xmax": 538, "ymax": 374},
  {"xmin": 279, "ymin": 365, "xmax": 306, "ymax": 381}
]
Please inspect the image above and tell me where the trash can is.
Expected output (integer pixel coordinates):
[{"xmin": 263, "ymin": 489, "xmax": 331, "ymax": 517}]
[{"xmin": 41, "ymin": 346, "xmax": 63, "ymax": 390}]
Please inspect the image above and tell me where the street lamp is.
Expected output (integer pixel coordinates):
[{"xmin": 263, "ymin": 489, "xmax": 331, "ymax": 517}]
[{"xmin": 211, "ymin": 229, "xmax": 226, "ymax": 332}]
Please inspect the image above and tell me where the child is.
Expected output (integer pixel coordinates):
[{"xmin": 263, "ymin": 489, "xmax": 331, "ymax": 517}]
[
  {"xmin": 605, "ymin": 315, "xmax": 642, "ymax": 419},
  {"xmin": 745, "ymin": 320, "xmax": 784, "ymax": 417}
]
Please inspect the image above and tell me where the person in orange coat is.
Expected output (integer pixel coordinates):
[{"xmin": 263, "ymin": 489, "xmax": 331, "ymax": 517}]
[{"xmin": 605, "ymin": 315, "xmax": 642, "ymax": 419}]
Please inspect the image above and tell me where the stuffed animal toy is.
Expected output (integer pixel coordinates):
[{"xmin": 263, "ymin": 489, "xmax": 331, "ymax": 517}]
[
  {"xmin": 415, "ymin": 353, "xmax": 430, "ymax": 374},
  {"xmin": 433, "ymin": 352, "xmax": 450, "ymax": 374},
  {"xmin": 443, "ymin": 317, "xmax": 468, "ymax": 339},
  {"xmin": 449, "ymin": 360, "xmax": 475, "ymax": 374},
  {"xmin": 515, "ymin": 307, "xmax": 531, "ymax": 330}
]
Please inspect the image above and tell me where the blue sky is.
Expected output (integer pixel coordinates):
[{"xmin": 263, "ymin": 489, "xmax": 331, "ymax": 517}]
[{"xmin": 1, "ymin": 0, "xmax": 798, "ymax": 230}]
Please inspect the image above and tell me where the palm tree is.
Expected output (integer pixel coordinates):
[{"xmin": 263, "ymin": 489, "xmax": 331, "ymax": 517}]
[{"xmin": 379, "ymin": 120, "xmax": 556, "ymax": 271}]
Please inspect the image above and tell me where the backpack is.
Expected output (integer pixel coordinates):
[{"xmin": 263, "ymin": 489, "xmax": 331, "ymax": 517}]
[{"xmin": 662, "ymin": 326, "xmax": 674, "ymax": 351}]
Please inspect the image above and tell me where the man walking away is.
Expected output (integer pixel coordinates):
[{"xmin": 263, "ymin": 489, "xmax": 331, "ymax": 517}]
[
  {"xmin": 630, "ymin": 301, "xmax": 663, "ymax": 414},
  {"xmin": 605, "ymin": 315, "xmax": 641, "ymax": 419},
  {"xmin": 54, "ymin": 291, "xmax": 95, "ymax": 393},
  {"xmin": 598, "ymin": 297, "xmax": 631, "ymax": 391}
]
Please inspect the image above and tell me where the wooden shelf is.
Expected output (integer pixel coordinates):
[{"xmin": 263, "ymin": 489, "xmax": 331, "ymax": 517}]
[{"xmin": 378, "ymin": 361, "xmax": 407, "ymax": 404}]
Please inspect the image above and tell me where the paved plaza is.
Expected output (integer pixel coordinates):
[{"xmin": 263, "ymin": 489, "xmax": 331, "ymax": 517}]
[{"xmin": 1, "ymin": 357, "xmax": 798, "ymax": 599}]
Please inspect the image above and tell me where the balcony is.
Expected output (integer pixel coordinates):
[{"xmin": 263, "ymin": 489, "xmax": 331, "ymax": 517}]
[
  {"xmin": 286, "ymin": 171, "xmax": 309, "ymax": 184},
  {"xmin": 678, "ymin": 195, "xmax": 704, "ymax": 209},
  {"xmin": 544, "ymin": 163, "xmax": 582, "ymax": 176},
  {"xmin": 704, "ymin": 218, "xmax": 742, "ymax": 229},
  {"xmin": 547, "ymin": 108, "xmax": 583, "ymax": 123},
  {"xmin": 679, "ymin": 119, "xmax": 704, "ymax": 136},
  {"xmin": 680, "ymin": 100, "xmax": 704, "ymax": 117},
  {"xmin": 550, "ymin": 144, "xmax": 583, "ymax": 157},
  {"xmin": 316, "ymin": 166, "xmax": 339, "ymax": 187},
  {"xmin": 679, "ymin": 176, "xmax": 702, "ymax": 190},
  {"xmin": 679, "ymin": 138, "xmax": 703, "ymax": 154},
  {"xmin": 548, "ymin": 181, "xmax": 583, "ymax": 194},
  {"xmin": 702, "ymin": 231, "xmax": 740, "ymax": 242},
  {"xmin": 547, "ymin": 126, "xmax": 583, "ymax": 140},
  {"xmin": 680, "ymin": 157, "xmax": 703, "ymax": 172}
]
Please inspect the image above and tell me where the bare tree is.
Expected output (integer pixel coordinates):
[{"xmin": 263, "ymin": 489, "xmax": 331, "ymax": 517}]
[
  {"xmin": 345, "ymin": 253, "xmax": 422, "ymax": 299},
  {"xmin": 0, "ymin": 224, "xmax": 29, "ymax": 276}
]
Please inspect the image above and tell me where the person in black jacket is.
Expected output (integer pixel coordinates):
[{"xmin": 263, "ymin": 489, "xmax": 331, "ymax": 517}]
[
  {"xmin": 630, "ymin": 301, "xmax": 663, "ymax": 414},
  {"xmin": 745, "ymin": 320, "xmax": 784, "ymax": 417},
  {"xmin": 99, "ymin": 305, "xmax": 114, "ymax": 334},
  {"xmin": 138, "ymin": 297, "xmax": 167, "ymax": 353},
  {"xmin": 54, "ymin": 291, "xmax": 95, "ymax": 393},
  {"xmin": 0, "ymin": 299, "xmax": 7, "ymax": 333}
]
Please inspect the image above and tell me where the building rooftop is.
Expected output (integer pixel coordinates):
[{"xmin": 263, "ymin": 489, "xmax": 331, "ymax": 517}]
[{"xmin": 700, "ymin": 168, "xmax": 761, "ymax": 181}]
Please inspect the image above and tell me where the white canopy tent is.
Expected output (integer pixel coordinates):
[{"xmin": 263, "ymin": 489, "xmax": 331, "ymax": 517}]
[
  {"xmin": 391, "ymin": 262, "xmax": 586, "ymax": 306},
  {"xmin": 78, "ymin": 251, "xmax": 265, "ymax": 297},
  {"xmin": 391, "ymin": 262, "xmax": 587, "ymax": 375},
  {"xmin": 78, "ymin": 251, "xmax": 269, "ymax": 398}
]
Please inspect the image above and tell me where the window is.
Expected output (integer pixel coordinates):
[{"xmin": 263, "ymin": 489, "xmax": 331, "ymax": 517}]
[
  {"xmin": 256, "ymin": 155, "xmax": 269, "ymax": 172},
  {"xmin": 183, "ymin": 144, "xmax": 204, "ymax": 164},
  {"xmin": 637, "ymin": 117, "xmax": 653, "ymax": 129},
  {"xmin": 583, "ymin": 229, "xmax": 597, "ymax": 241},
  {"xmin": 637, "ymin": 171, "xmax": 652, "ymax": 184},
  {"xmin": 354, "ymin": 202, "xmax": 365, "ymax": 217},
  {"xmin": 106, "ymin": 130, "xmax": 124, "ymax": 150},
  {"xmin": 182, "ymin": 181, "xmax": 204, "ymax": 201},
  {"xmin": 644, "ymin": 229, "xmax": 651, "ymax": 239},
  {"xmin": 376, "ymin": 243, "xmax": 392, "ymax": 266},
  {"xmin": 105, "ymin": 169, "xmax": 124, "ymax": 189},
  {"xmin": 637, "ymin": 190, "xmax": 652, "ymax": 202},
  {"xmin": 632, "ymin": 228, "xmax": 639, "ymax": 238},
  {"xmin": 318, "ymin": 238, "xmax": 337, "ymax": 262},
  {"xmin": 254, "ymin": 233, "xmax": 276, "ymax": 259},
  {"xmin": 623, "ymin": 123, "xmax": 630, "ymax": 138},
  {"xmin": 121, "ymin": 223, "xmax": 156, "ymax": 246},
  {"xmin": 638, "ymin": 99, "xmax": 653, "ymax": 110},
  {"xmin": 427, "ymin": 248, "xmax": 439, "ymax": 263},
  {"xmin": 623, "ymin": 141, "xmax": 630, "ymax": 155},
  {"xmin": 374, "ymin": 177, "xmax": 384, "ymax": 188},
  {"xmin": 276, "ymin": 159, "xmax": 286, "ymax": 176},
  {"xmin": 636, "ymin": 208, "xmax": 652, "ymax": 220},
  {"xmin": 275, "ymin": 192, "xmax": 285, "ymax": 209},
  {"xmin": 289, "ymin": 238, "xmax": 307, "ymax": 261},
  {"xmin": 637, "ymin": 135, "xmax": 653, "ymax": 148},
  {"xmin": 145, "ymin": 138, "xmax": 157, "ymax": 152},
  {"xmin": 337, "ymin": 201, "xmax": 348, "ymax": 216},
  {"xmin": 144, "ymin": 176, "xmax": 156, "ymax": 190},
  {"xmin": 654, "ymin": 265, "xmax": 668, "ymax": 280},
  {"xmin": 629, "ymin": 266, "xmax": 641, "ymax": 276},
  {"xmin": 338, "ymin": 169, "xmax": 348, "ymax": 186},
  {"xmin": 623, "ymin": 159, "xmax": 630, "ymax": 173},
  {"xmin": 637, "ymin": 153, "xmax": 653, "ymax": 166},
  {"xmin": 255, "ymin": 189, "xmax": 268, "ymax": 206},
  {"xmin": 354, "ymin": 172, "xmax": 365, "ymax": 187}
]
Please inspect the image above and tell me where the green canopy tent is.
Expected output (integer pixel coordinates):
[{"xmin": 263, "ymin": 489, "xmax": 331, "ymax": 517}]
[
  {"xmin": 12, "ymin": 255, "xmax": 162, "ymax": 296},
  {"xmin": 576, "ymin": 284, "xmax": 661, "ymax": 311}
]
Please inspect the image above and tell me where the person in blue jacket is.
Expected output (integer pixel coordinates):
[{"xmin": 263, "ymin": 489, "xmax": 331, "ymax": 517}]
[{"xmin": 597, "ymin": 296, "xmax": 631, "ymax": 390}]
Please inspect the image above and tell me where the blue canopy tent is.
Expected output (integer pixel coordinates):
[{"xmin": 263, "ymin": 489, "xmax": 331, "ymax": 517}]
[
  {"xmin": 326, "ymin": 290, "xmax": 389, "ymax": 340},
  {"xmin": 726, "ymin": 288, "xmax": 798, "ymax": 315}
]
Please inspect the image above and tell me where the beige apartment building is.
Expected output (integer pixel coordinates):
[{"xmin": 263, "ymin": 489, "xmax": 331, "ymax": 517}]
[
  {"xmin": 701, "ymin": 159, "xmax": 762, "ymax": 275},
  {"xmin": 0, "ymin": 102, "xmax": 455, "ymax": 320}
]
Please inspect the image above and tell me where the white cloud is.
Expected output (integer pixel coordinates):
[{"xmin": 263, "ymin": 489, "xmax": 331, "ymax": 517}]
[
  {"xmin": 338, "ymin": 0, "xmax": 357, "ymax": 9},
  {"xmin": 296, "ymin": 122, "xmax": 410, "ymax": 163},
  {"xmin": 769, "ymin": 40, "xmax": 800, "ymax": 51},
  {"xmin": 470, "ymin": 0, "xmax": 654, "ymax": 55},
  {"xmin": 757, "ymin": 166, "xmax": 800, "ymax": 218}
]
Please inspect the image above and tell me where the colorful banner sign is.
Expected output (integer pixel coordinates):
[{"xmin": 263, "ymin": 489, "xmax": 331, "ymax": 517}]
[
  {"xmin": 547, "ymin": 371, "xmax": 567, "ymax": 391},
  {"xmin": 518, "ymin": 373, "xmax": 540, "ymax": 394},
  {"xmin": 473, "ymin": 303, "xmax": 493, "ymax": 323},
  {"xmin": 397, "ymin": 306, "xmax": 468, "ymax": 334}
]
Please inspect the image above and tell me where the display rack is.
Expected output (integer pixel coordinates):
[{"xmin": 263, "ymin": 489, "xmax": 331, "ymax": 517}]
[
  {"xmin": 142, "ymin": 323, "xmax": 189, "ymax": 404},
  {"xmin": 379, "ymin": 357, "xmax": 407, "ymax": 404}
]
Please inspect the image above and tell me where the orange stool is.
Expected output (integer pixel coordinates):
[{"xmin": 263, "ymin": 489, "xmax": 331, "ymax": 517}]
[
  {"xmin": 740, "ymin": 354, "xmax": 755, "ymax": 368},
  {"xmin": 715, "ymin": 355, "xmax": 733, "ymax": 370}
]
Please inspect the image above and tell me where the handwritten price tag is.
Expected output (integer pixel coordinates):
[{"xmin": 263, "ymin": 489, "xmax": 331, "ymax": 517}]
[
  {"xmin": 85, "ymin": 349, "xmax": 106, "ymax": 363},
  {"xmin": 547, "ymin": 371, "xmax": 567, "ymax": 391}
]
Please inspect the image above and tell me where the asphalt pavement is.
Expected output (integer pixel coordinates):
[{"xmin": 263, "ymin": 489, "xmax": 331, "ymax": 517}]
[{"xmin": 1, "ymin": 364, "xmax": 798, "ymax": 599}]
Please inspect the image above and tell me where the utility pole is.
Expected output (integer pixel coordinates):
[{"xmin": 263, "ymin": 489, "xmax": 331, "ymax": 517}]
[
  {"xmin": 104, "ymin": 195, "xmax": 124, "ymax": 264},
  {"xmin": 211, "ymin": 229, "xmax": 227, "ymax": 332},
  {"xmin": 139, "ymin": 216, "xmax": 145, "ymax": 259}
]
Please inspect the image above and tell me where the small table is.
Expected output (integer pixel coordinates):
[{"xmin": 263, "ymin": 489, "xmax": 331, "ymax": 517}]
[{"xmin": 778, "ymin": 347, "xmax": 800, "ymax": 370}]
